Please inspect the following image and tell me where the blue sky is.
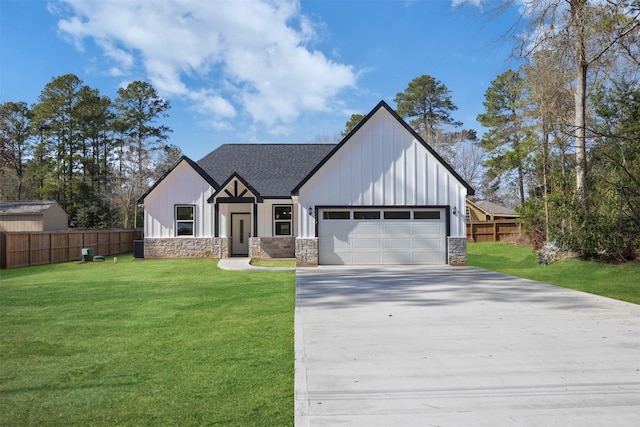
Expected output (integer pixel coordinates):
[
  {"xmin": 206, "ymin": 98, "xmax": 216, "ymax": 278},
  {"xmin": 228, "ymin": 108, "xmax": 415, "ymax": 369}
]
[{"xmin": 1, "ymin": 0, "xmax": 524, "ymax": 161}]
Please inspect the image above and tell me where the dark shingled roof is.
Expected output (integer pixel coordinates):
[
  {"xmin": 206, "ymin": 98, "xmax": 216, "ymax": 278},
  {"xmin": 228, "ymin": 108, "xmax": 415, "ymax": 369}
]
[
  {"xmin": 0, "ymin": 200, "xmax": 58, "ymax": 215},
  {"xmin": 197, "ymin": 144, "xmax": 336, "ymax": 198}
]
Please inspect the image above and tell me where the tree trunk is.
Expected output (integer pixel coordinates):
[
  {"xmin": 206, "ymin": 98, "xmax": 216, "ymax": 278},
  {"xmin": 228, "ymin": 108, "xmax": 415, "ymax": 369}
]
[
  {"xmin": 542, "ymin": 128, "xmax": 550, "ymax": 242},
  {"xmin": 572, "ymin": 0, "xmax": 588, "ymax": 202},
  {"xmin": 575, "ymin": 60, "xmax": 588, "ymax": 200}
]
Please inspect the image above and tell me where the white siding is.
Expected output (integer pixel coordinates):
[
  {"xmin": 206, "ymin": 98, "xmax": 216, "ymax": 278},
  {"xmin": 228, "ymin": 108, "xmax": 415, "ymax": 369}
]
[
  {"xmin": 143, "ymin": 160, "xmax": 215, "ymax": 238},
  {"xmin": 297, "ymin": 107, "xmax": 468, "ymax": 238},
  {"xmin": 218, "ymin": 203, "xmax": 252, "ymax": 238},
  {"xmin": 257, "ymin": 199, "xmax": 296, "ymax": 237}
]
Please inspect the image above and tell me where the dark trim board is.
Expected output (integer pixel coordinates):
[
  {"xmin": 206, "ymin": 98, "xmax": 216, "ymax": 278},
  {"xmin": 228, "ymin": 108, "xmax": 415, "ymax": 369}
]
[
  {"xmin": 215, "ymin": 197, "xmax": 256, "ymax": 204},
  {"xmin": 208, "ymin": 172, "xmax": 263, "ymax": 203}
]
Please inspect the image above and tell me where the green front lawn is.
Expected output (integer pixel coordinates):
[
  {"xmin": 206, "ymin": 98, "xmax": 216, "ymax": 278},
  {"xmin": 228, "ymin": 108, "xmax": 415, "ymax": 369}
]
[
  {"xmin": 468, "ymin": 242, "xmax": 640, "ymax": 305},
  {"xmin": 0, "ymin": 256, "xmax": 295, "ymax": 426},
  {"xmin": 250, "ymin": 259, "xmax": 296, "ymax": 268}
]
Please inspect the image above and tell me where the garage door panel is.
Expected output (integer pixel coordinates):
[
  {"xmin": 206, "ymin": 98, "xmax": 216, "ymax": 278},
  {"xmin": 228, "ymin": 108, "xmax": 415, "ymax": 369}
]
[
  {"xmin": 352, "ymin": 223, "xmax": 382, "ymax": 234},
  {"xmin": 413, "ymin": 237, "xmax": 444, "ymax": 250},
  {"xmin": 352, "ymin": 252, "xmax": 382, "ymax": 264},
  {"xmin": 319, "ymin": 222, "xmax": 352, "ymax": 237},
  {"xmin": 412, "ymin": 252, "xmax": 443, "ymax": 264},
  {"xmin": 413, "ymin": 223, "xmax": 443, "ymax": 234},
  {"xmin": 383, "ymin": 238, "xmax": 412, "ymax": 249},
  {"xmin": 383, "ymin": 223, "xmax": 412, "ymax": 234},
  {"xmin": 383, "ymin": 251, "xmax": 414, "ymax": 264},
  {"xmin": 352, "ymin": 238, "xmax": 381, "ymax": 249},
  {"xmin": 318, "ymin": 236, "xmax": 351, "ymax": 250},
  {"xmin": 319, "ymin": 250, "xmax": 347, "ymax": 265},
  {"xmin": 318, "ymin": 208, "xmax": 447, "ymax": 265}
]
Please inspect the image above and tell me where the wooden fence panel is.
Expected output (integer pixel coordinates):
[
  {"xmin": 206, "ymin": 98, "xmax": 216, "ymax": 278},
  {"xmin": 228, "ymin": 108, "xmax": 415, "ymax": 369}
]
[
  {"xmin": 51, "ymin": 233, "xmax": 69, "ymax": 263},
  {"xmin": 5, "ymin": 234, "xmax": 30, "ymax": 269},
  {"xmin": 30, "ymin": 233, "xmax": 50, "ymax": 266},
  {"xmin": 83, "ymin": 232, "xmax": 98, "ymax": 257},
  {"xmin": 97, "ymin": 232, "xmax": 110, "ymax": 257},
  {"xmin": 120, "ymin": 231, "xmax": 135, "ymax": 253},
  {"xmin": 467, "ymin": 220, "xmax": 521, "ymax": 243},
  {"xmin": 69, "ymin": 232, "xmax": 84, "ymax": 261},
  {"xmin": 1, "ymin": 229, "xmax": 143, "ymax": 269},
  {"xmin": 109, "ymin": 231, "xmax": 120, "ymax": 255}
]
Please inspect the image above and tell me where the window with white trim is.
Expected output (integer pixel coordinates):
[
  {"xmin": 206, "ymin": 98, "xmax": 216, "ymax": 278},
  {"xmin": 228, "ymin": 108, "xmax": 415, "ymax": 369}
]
[
  {"xmin": 274, "ymin": 205, "xmax": 292, "ymax": 236},
  {"xmin": 175, "ymin": 205, "xmax": 195, "ymax": 236}
]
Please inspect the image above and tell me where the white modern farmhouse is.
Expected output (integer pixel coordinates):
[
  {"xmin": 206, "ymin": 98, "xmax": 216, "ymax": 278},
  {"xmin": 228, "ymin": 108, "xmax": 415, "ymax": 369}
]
[{"xmin": 138, "ymin": 101, "xmax": 474, "ymax": 266}]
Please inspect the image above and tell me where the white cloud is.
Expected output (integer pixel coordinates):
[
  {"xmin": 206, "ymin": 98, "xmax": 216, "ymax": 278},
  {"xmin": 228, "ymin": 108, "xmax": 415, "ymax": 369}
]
[
  {"xmin": 451, "ymin": 0, "xmax": 484, "ymax": 7},
  {"xmin": 54, "ymin": 0, "xmax": 356, "ymax": 129}
]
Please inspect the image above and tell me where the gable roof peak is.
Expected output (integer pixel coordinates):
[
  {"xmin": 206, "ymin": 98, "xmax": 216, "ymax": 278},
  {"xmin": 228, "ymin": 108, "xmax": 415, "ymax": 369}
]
[
  {"xmin": 137, "ymin": 155, "xmax": 219, "ymax": 204},
  {"xmin": 293, "ymin": 99, "xmax": 475, "ymax": 195}
]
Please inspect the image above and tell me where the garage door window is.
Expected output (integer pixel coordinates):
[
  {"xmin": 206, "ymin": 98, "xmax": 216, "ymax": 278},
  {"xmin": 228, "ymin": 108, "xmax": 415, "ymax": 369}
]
[
  {"xmin": 384, "ymin": 211, "xmax": 410, "ymax": 219},
  {"xmin": 354, "ymin": 211, "xmax": 380, "ymax": 220},
  {"xmin": 323, "ymin": 211, "xmax": 350, "ymax": 220},
  {"xmin": 414, "ymin": 211, "xmax": 441, "ymax": 220}
]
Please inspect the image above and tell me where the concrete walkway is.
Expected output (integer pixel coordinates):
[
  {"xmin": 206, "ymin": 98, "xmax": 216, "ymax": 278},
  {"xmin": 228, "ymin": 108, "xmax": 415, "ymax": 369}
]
[
  {"xmin": 217, "ymin": 257, "xmax": 294, "ymax": 271},
  {"xmin": 295, "ymin": 265, "xmax": 640, "ymax": 426}
]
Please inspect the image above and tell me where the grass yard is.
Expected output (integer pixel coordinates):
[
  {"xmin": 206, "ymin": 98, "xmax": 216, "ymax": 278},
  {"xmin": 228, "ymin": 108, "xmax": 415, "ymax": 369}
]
[
  {"xmin": 468, "ymin": 242, "xmax": 640, "ymax": 305},
  {"xmin": 250, "ymin": 259, "xmax": 296, "ymax": 268},
  {"xmin": 0, "ymin": 256, "xmax": 295, "ymax": 426}
]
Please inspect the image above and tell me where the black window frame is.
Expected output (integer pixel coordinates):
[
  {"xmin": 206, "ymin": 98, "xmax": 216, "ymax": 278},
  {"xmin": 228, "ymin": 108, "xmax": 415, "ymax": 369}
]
[
  {"xmin": 175, "ymin": 205, "xmax": 195, "ymax": 236},
  {"xmin": 322, "ymin": 211, "xmax": 351, "ymax": 220},
  {"xmin": 414, "ymin": 211, "xmax": 441, "ymax": 220},
  {"xmin": 353, "ymin": 211, "xmax": 381, "ymax": 220},
  {"xmin": 273, "ymin": 204, "xmax": 293, "ymax": 236},
  {"xmin": 384, "ymin": 211, "xmax": 410, "ymax": 220}
]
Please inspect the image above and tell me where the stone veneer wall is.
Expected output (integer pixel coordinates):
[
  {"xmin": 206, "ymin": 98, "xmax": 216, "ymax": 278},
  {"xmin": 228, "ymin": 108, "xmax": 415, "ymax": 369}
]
[
  {"xmin": 447, "ymin": 237, "xmax": 467, "ymax": 266},
  {"xmin": 144, "ymin": 237, "xmax": 214, "ymax": 258},
  {"xmin": 211, "ymin": 237, "xmax": 230, "ymax": 259},
  {"xmin": 249, "ymin": 237, "xmax": 295, "ymax": 259},
  {"xmin": 295, "ymin": 238, "xmax": 318, "ymax": 267}
]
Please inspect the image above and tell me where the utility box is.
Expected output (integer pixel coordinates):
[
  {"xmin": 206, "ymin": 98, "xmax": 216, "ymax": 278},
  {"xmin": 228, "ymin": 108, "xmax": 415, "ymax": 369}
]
[
  {"xmin": 133, "ymin": 240, "xmax": 144, "ymax": 259},
  {"xmin": 81, "ymin": 248, "xmax": 93, "ymax": 262}
]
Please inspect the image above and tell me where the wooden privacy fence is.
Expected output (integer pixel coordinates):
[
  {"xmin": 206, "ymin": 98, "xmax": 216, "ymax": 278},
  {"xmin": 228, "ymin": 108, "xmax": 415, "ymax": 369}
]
[
  {"xmin": 467, "ymin": 220, "xmax": 522, "ymax": 243},
  {"xmin": 0, "ymin": 229, "xmax": 143, "ymax": 269}
]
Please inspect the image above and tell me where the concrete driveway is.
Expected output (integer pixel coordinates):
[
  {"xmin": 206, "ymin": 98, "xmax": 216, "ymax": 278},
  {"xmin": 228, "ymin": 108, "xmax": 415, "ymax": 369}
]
[{"xmin": 295, "ymin": 266, "xmax": 640, "ymax": 426}]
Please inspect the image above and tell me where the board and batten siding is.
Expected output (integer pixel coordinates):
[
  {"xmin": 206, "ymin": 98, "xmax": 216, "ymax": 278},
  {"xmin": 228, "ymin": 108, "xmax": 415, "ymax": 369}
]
[
  {"xmin": 256, "ymin": 200, "xmax": 296, "ymax": 237},
  {"xmin": 297, "ymin": 107, "xmax": 468, "ymax": 238},
  {"xmin": 143, "ymin": 161, "xmax": 215, "ymax": 238}
]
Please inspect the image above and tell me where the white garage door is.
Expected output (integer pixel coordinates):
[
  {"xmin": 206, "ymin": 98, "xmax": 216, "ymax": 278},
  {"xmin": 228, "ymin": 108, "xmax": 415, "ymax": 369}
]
[{"xmin": 318, "ymin": 208, "xmax": 447, "ymax": 265}]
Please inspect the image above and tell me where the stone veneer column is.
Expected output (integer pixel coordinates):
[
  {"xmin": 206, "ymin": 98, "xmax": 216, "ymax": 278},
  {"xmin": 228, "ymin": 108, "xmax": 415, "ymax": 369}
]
[
  {"xmin": 295, "ymin": 238, "xmax": 318, "ymax": 267},
  {"xmin": 250, "ymin": 237, "xmax": 295, "ymax": 259},
  {"xmin": 447, "ymin": 237, "xmax": 467, "ymax": 266},
  {"xmin": 212, "ymin": 237, "xmax": 230, "ymax": 259}
]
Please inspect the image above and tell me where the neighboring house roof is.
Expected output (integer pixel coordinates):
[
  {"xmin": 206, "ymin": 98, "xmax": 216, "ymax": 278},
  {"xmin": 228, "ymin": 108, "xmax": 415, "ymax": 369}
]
[
  {"xmin": 197, "ymin": 144, "xmax": 336, "ymax": 198},
  {"xmin": 293, "ymin": 100, "xmax": 475, "ymax": 196},
  {"xmin": 0, "ymin": 200, "xmax": 59, "ymax": 216},
  {"xmin": 468, "ymin": 199, "xmax": 519, "ymax": 216}
]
